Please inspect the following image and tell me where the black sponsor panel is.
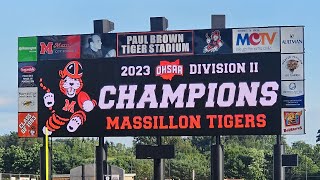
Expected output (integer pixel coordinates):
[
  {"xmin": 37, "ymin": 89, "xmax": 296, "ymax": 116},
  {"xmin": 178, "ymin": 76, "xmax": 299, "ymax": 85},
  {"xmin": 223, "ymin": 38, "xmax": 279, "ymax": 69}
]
[
  {"xmin": 194, "ymin": 29, "xmax": 232, "ymax": 55},
  {"xmin": 37, "ymin": 53, "xmax": 281, "ymax": 137},
  {"xmin": 18, "ymin": 62, "xmax": 37, "ymax": 87},
  {"xmin": 38, "ymin": 35, "xmax": 81, "ymax": 60},
  {"xmin": 117, "ymin": 31, "xmax": 193, "ymax": 57},
  {"xmin": 81, "ymin": 33, "xmax": 117, "ymax": 59}
]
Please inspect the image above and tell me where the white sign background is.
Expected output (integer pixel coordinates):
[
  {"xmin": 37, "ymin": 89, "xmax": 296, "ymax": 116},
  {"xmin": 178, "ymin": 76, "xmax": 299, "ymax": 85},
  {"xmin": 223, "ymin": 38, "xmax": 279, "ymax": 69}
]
[
  {"xmin": 18, "ymin": 87, "xmax": 38, "ymax": 112},
  {"xmin": 281, "ymin": 26, "xmax": 304, "ymax": 53},
  {"xmin": 281, "ymin": 54, "xmax": 304, "ymax": 80},
  {"xmin": 232, "ymin": 27, "xmax": 280, "ymax": 53}
]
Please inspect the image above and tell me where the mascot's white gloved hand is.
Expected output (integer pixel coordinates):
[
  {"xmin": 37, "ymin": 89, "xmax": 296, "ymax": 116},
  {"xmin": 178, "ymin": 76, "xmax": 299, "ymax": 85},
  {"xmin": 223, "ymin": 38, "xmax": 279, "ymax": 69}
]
[
  {"xmin": 43, "ymin": 92, "xmax": 55, "ymax": 108},
  {"xmin": 83, "ymin": 100, "xmax": 94, "ymax": 112},
  {"xmin": 42, "ymin": 126, "xmax": 52, "ymax": 136}
]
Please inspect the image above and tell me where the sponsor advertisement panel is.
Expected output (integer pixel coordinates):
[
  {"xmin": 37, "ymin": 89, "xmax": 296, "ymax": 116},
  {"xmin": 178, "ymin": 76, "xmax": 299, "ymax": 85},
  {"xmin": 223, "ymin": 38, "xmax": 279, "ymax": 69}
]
[
  {"xmin": 193, "ymin": 29, "xmax": 232, "ymax": 55},
  {"xmin": 117, "ymin": 31, "xmax": 193, "ymax": 57},
  {"xmin": 281, "ymin": 81, "xmax": 304, "ymax": 108},
  {"xmin": 37, "ymin": 53, "xmax": 281, "ymax": 137},
  {"xmin": 281, "ymin": 27, "xmax": 304, "ymax": 53},
  {"xmin": 18, "ymin": 87, "xmax": 38, "ymax": 112},
  {"xmin": 281, "ymin": 54, "xmax": 304, "ymax": 80},
  {"xmin": 18, "ymin": 37, "xmax": 37, "ymax": 62},
  {"xmin": 281, "ymin": 108, "xmax": 305, "ymax": 135},
  {"xmin": 38, "ymin": 35, "xmax": 81, "ymax": 60},
  {"xmin": 232, "ymin": 27, "xmax": 280, "ymax": 53},
  {"xmin": 18, "ymin": 112, "xmax": 38, "ymax": 137},
  {"xmin": 18, "ymin": 62, "xmax": 37, "ymax": 87}
]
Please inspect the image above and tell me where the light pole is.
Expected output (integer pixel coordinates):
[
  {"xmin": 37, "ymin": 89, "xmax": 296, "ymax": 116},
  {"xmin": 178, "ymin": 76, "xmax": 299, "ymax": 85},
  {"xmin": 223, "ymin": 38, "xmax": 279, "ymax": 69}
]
[{"xmin": 305, "ymin": 155, "xmax": 307, "ymax": 180}]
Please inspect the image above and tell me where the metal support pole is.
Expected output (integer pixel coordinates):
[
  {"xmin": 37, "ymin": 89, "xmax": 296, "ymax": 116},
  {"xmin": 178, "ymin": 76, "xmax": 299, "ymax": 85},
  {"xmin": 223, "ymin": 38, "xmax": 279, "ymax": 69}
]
[
  {"xmin": 40, "ymin": 137, "xmax": 51, "ymax": 180},
  {"xmin": 82, "ymin": 164, "xmax": 85, "ymax": 180},
  {"xmin": 210, "ymin": 15, "xmax": 226, "ymax": 180},
  {"xmin": 96, "ymin": 137, "xmax": 105, "ymax": 180},
  {"xmin": 211, "ymin": 136, "xmax": 224, "ymax": 180},
  {"xmin": 92, "ymin": 19, "xmax": 112, "ymax": 180},
  {"xmin": 273, "ymin": 135, "xmax": 285, "ymax": 180},
  {"xmin": 150, "ymin": 17, "xmax": 168, "ymax": 180},
  {"xmin": 154, "ymin": 136, "xmax": 164, "ymax": 180}
]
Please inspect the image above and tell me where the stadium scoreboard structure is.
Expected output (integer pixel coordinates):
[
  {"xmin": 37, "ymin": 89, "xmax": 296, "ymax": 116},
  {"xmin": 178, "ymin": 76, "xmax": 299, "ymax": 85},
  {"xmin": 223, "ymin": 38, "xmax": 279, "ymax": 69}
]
[{"xmin": 17, "ymin": 26, "xmax": 305, "ymax": 137}]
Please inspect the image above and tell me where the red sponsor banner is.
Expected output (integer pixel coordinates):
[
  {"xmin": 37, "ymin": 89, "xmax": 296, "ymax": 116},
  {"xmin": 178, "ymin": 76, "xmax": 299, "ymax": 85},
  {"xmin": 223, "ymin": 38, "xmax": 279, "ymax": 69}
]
[
  {"xmin": 18, "ymin": 112, "xmax": 38, "ymax": 137},
  {"xmin": 38, "ymin": 35, "xmax": 81, "ymax": 60}
]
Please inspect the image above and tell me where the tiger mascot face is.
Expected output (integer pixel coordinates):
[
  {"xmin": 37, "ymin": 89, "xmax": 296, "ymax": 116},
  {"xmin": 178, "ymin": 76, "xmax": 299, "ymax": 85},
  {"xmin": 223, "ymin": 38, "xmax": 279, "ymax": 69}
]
[
  {"xmin": 59, "ymin": 61, "xmax": 83, "ymax": 98},
  {"xmin": 287, "ymin": 59, "xmax": 299, "ymax": 72}
]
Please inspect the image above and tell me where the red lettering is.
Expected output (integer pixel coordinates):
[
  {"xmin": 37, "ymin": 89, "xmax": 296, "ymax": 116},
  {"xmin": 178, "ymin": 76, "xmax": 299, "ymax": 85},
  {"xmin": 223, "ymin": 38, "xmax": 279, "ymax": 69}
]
[
  {"xmin": 189, "ymin": 115, "xmax": 201, "ymax": 129},
  {"xmin": 234, "ymin": 114, "xmax": 244, "ymax": 128},
  {"xmin": 245, "ymin": 114, "xmax": 255, "ymax": 128},
  {"xmin": 206, "ymin": 115, "xmax": 216, "ymax": 128},
  {"xmin": 120, "ymin": 116, "xmax": 132, "ymax": 129},
  {"xmin": 256, "ymin": 114, "xmax": 267, "ymax": 128},
  {"xmin": 169, "ymin": 116, "xmax": 178, "ymax": 129},
  {"xmin": 62, "ymin": 99, "xmax": 76, "ymax": 113},
  {"xmin": 40, "ymin": 42, "xmax": 53, "ymax": 54},
  {"xmin": 106, "ymin": 116, "xmax": 119, "ymax": 129},
  {"xmin": 133, "ymin": 116, "xmax": 142, "ymax": 129},
  {"xmin": 224, "ymin": 115, "xmax": 233, "ymax": 128}
]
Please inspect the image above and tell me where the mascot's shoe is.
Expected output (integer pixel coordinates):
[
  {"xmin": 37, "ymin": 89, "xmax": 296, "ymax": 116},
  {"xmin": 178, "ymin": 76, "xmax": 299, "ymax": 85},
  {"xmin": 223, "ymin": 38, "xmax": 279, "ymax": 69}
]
[{"xmin": 66, "ymin": 111, "xmax": 87, "ymax": 133}]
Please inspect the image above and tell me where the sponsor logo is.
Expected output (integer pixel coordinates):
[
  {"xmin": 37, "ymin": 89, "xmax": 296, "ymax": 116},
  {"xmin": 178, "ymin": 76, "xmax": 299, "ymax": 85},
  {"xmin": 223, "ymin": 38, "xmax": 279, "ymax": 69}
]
[
  {"xmin": 22, "ymin": 100, "xmax": 35, "ymax": 108},
  {"xmin": 284, "ymin": 111, "xmax": 302, "ymax": 127},
  {"xmin": 281, "ymin": 54, "xmax": 304, "ymax": 80},
  {"xmin": 203, "ymin": 30, "xmax": 223, "ymax": 53},
  {"xmin": 233, "ymin": 28, "xmax": 280, "ymax": 53},
  {"xmin": 20, "ymin": 66, "xmax": 36, "ymax": 74},
  {"xmin": 289, "ymin": 82, "xmax": 296, "ymax": 90},
  {"xmin": 285, "ymin": 59, "xmax": 300, "ymax": 73},
  {"xmin": 155, "ymin": 59, "xmax": 183, "ymax": 80},
  {"xmin": 282, "ymin": 33, "xmax": 303, "ymax": 45},
  {"xmin": 40, "ymin": 42, "xmax": 53, "ymax": 54},
  {"xmin": 18, "ymin": 113, "xmax": 38, "ymax": 137},
  {"xmin": 18, "ymin": 46, "xmax": 37, "ymax": 51},
  {"xmin": 282, "ymin": 81, "xmax": 303, "ymax": 95},
  {"xmin": 236, "ymin": 31, "xmax": 277, "ymax": 46},
  {"xmin": 40, "ymin": 42, "xmax": 75, "ymax": 55}
]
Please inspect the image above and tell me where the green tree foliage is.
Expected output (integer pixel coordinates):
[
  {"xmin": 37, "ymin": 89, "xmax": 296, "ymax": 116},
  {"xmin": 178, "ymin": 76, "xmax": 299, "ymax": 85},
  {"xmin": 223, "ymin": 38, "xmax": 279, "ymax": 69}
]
[{"xmin": 2, "ymin": 132, "xmax": 320, "ymax": 179}]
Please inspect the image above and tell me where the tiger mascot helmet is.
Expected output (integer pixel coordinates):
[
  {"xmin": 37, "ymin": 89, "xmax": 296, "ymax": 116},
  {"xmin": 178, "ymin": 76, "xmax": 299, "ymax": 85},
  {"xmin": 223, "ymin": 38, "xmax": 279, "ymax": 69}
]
[{"xmin": 58, "ymin": 61, "xmax": 84, "ymax": 97}]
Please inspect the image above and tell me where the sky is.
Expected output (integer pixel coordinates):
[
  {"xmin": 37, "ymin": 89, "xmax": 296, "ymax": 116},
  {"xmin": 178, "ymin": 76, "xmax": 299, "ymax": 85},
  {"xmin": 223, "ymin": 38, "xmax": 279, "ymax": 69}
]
[{"xmin": 0, "ymin": 0, "xmax": 319, "ymax": 147}]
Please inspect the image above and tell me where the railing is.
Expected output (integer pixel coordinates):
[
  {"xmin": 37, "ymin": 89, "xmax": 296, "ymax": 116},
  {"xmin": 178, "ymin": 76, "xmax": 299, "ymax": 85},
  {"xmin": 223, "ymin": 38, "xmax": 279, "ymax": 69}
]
[{"xmin": 0, "ymin": 173, "xmax": 40, "ymax": 180}]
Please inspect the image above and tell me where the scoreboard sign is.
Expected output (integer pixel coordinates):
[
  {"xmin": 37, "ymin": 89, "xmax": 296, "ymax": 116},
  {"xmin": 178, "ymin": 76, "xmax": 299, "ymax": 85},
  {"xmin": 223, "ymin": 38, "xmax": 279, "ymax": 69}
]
[
  {"xmin": 18, "ymin": 26, "xmax": 305, "ymax": 137},
  {"xmin": 37, "ymin": 53, "xmax": 281, "ymax": 137}
]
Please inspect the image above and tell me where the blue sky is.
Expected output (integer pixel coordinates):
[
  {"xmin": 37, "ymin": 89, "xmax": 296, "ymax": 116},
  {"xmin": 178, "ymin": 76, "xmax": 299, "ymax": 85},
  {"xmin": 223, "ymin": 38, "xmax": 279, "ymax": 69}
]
[{"xmin": 0, "ymin": 0, "xmax": 319, "ymax": 147}]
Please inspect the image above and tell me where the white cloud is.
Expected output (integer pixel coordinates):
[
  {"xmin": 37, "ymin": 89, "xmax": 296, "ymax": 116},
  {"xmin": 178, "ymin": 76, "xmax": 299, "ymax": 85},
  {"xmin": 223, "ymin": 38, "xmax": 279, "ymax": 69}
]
[
  {"xmin": 0, "ymin": 96, "xmax": 16, "ymax": 107},
  {"xmin": 0, "ymin": 112, "xmax": 17, "ymax": 135}
]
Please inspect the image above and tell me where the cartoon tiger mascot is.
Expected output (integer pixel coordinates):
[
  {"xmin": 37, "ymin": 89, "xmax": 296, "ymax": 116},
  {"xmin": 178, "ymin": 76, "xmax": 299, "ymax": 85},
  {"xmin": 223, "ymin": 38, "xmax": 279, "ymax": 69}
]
[{"xmin": 40, "ymin": 61, "xmax": 96, "ymax": 135}]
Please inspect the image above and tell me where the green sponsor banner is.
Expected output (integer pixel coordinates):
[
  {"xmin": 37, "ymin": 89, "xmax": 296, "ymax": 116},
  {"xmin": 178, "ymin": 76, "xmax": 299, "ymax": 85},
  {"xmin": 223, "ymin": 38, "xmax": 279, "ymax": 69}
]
[{"xmin": 18, "ymin": 37, "xmax": 37, "ymax": 62}]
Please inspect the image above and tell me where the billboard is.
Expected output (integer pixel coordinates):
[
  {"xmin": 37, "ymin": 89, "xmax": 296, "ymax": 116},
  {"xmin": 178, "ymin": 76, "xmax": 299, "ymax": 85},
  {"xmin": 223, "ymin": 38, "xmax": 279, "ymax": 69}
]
[
  {"xmin": 18, "ymin": 37, "xmax": 37, "ymax": 62},
  {"xmin": 38, "ymin": 35, "xmax": 81, "ymax": 60},
  {"xmin": 17, "ymin": 26, "xmax": 305, "ymax": 137},
  {"xmin": 18, "ymin": 62, "xmax": 37, "ymax": 87},
  {"xmin": 194, "ymin": 29, "xmax": 232, "ymax": 55},
  {"xmin": 281, "ymin": 81, "xmax": 304, "ymax": 108},
  {"xmin": 37, "ymin": 53, "xmax": 281, "ymax": 137},
  {"xmin": 117, "ymin": 31, "xmax": 193, "ymax": 57},
  {"xmin": 281, "ymin": 27, "xmax": 304, "ymax": 53},
  {"xmin": 281, "ymin": 108, "xmax": 305, "ymax": 135},
  {"xmin": 281, "ymin": 54, "xmax": 304, "ymax": 80},
  {"xmin": 18, "ymin": 87, "xmax": 38, "ymax": 112},
  {"xmin": 232, "ymin": 27, "xmax": 280, "ymax": 53},
  {"xmin": 18, "ymin": 112, "xmax": 38, "ymax": 137}
]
